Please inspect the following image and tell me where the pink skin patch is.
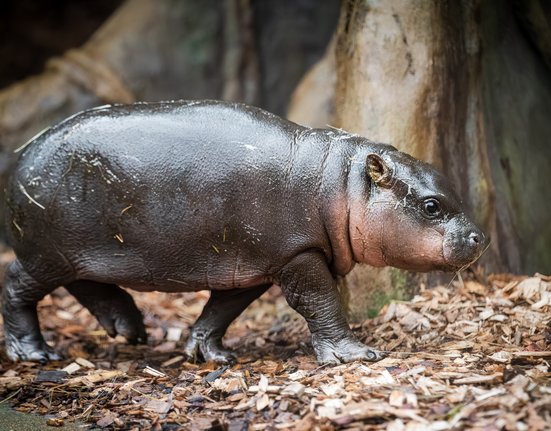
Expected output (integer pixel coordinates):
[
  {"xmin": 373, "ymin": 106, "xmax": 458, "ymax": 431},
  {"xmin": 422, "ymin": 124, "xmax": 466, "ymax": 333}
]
[{"xmin": 349, "ymin": 189, "xmax": 449, "ymax": 272}]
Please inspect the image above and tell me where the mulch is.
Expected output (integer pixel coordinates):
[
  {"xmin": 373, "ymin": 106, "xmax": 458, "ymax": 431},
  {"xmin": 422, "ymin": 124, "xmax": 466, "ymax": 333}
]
[{"xmin": 0, "ymin": 248, "xmax": 550, "ymax": 430}]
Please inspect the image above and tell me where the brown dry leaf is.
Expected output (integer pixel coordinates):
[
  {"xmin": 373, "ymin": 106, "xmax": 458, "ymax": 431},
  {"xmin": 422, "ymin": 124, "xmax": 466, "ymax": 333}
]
[
  {"xmin": 67, "ymin": 369, "xmax": 124, "ymax": 386},
  {"xmin": 389, "ymin": 390, "xmax": 406, "ymax": 407},
  {"xmin": 61, "ymin": 362, "xmax": 81, "ymax": 374},
  {"xmin": 96, "ymin": 410, "xmax": 118, "ymax": 428},
  {"xmin": 210, "ymin": 375, "xmax": 247, "ymax": 392},
  {"xmin": 281, "ymin": 382, "xmax": 306, "ymax": 397},
  {"xmin": 75, "ymin": 357, "xmax": 95, "ymax": 368},
  {"xmin": 0, "ymin": 376, "xmax": 27, "ymax": 391},
  {"xmin": 512, "ymin": 277, "xmax": 542, "ymax": 301},
  {"xmin": 453, "ymin": 373, "xmax": 501, "ymax": 385},
  {"xmin": 144, "ymin": 396, "xmax": 173, "ymax": 414},
  {"xmin": 153, "ymin": 341, "xmax": 177, "ymax": 352},
  {"xmin": 256, "ymin": 393, "xmax": 270, "ymax": 411},
  {"xmin": 488, "ymin": 351, "xmax": 513, "ymax": 363},
  {"xmin": 464, "ymin": 280, "xmax": 487, "ymax": 295}
]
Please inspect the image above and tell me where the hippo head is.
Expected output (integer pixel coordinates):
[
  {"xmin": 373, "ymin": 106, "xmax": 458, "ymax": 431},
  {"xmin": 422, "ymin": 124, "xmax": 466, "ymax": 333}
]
[{"xmin": 349, "ymin": 147, "xmax": 489, "ymax": 272}]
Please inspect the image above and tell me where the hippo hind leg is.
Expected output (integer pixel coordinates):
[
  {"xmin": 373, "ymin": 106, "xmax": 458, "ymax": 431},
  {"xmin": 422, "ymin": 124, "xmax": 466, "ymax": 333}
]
[
  {"xmin": 184, "ymin": 284, "xmax": 270, "ymax": 364},
  {"xmin": 66, "ymin": 281, "xmax": 147, "ymax": 344},
  {"xmin": 1, "ymin": 260, "xmax": 61, "ymax": 362}
]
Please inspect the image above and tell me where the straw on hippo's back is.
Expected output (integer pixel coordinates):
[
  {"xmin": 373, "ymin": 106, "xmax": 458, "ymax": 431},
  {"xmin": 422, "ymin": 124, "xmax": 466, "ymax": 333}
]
[{"xmin": 2, "ymin": 100, "xmax": 487, "ymax": 364}]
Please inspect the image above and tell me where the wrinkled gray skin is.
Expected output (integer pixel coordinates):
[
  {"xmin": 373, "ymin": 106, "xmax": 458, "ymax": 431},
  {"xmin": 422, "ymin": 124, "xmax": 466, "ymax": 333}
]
[{"xmin": 2, "ymin": 100, "xmax": 488, "ymax": 364}]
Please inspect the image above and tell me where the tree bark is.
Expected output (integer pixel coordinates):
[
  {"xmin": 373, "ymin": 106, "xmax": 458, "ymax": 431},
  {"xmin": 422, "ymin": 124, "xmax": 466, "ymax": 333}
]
[
  {"xmin": 289, "ymin": 0, "xmax": 551, "ymax": 319},
  {"xmin": 480, "ymin": 0, "xmax": 551, "ymax": 275},
  {"xmin": 287, "ymin": 37, "xmax": 337, "ymax": 128},
  {"xmin": 252, "ymin": 0, "xmax": 340, "ymax": 115}
]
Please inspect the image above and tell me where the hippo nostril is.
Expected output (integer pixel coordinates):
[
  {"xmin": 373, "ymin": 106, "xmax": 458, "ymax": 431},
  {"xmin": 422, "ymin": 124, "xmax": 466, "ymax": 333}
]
[{"xmin": 468, "ymin": 232, "xmax": 480, "ymax": 245}]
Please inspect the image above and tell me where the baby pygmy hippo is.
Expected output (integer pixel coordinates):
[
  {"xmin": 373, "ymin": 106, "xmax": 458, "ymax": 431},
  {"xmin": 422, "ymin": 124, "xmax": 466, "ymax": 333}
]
[{"xmin": 2, "ymin": 101, "xmax": 487, "ymax": 364}]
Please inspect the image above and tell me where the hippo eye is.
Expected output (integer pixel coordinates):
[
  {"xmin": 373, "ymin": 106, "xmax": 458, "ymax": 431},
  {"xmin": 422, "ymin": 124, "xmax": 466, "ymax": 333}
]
[{"xmin": 423, "ymin": 198, "xmax": 441, "ymax": 217}]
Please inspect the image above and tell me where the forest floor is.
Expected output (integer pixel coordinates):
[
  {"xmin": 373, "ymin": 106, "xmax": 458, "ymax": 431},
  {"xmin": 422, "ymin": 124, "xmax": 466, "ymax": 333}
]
[{"xmin": 0, "ymin": 248, "xmax": 550, "ymax": 431}]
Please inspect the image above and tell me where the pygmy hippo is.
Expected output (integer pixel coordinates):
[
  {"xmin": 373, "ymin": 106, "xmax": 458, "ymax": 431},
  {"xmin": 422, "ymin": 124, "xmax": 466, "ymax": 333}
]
[{"xmin": 2, "ymin": 100, "xmax": 488, "ymax": 364}]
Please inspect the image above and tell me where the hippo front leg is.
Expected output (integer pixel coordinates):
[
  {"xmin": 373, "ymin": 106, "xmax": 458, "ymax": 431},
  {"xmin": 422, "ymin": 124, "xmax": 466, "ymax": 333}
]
[{"xmin": 279, "ymin": 252, "xmax": 385, "ymax": 364}]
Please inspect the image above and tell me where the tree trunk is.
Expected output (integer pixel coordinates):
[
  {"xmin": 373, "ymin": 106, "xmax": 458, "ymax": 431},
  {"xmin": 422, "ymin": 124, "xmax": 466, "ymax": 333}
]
[
  {"xmin": 289, "ymin": 0, "xmax": 551, "ymax": 319},
  {"xmin": 288, "ymin": 37, "xmax": 337, "ymax": 128}
]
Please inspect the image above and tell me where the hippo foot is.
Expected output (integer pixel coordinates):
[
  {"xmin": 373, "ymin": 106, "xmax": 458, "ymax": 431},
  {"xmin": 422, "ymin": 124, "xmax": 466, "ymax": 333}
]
[
  {"xmin": 184, "ymin": 333, "xmax": 236, "ymax": 364},
  {"xmin": 66, "ymin": 281, "xmax": 147, "ymax": 345},
  {"xmin": 4, "ymin": 332, "xmax": 61, "ymax": 363},
  {"xmin": 312, "ymin": 335, "xmax": 386, "ymax": 365},
  {"xmin": 96, "ymin": 310, "xmax": 147, "ymax": 345}
]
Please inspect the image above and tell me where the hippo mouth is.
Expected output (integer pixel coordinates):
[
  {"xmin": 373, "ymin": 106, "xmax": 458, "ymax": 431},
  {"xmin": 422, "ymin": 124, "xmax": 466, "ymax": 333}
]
[
  {"xmin": 442, "ymin": 236, "xmax": 490, "ymax": 272},
  {"xmin": 443, "ymin": 252, "xmax": 480, "ymax": 272}
]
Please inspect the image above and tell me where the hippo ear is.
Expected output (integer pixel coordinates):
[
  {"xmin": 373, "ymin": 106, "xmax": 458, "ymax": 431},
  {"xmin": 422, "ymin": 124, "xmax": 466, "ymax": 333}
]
[{"xmin": 367, "ymin": 154, "xmax": 393, "ymax": 187}]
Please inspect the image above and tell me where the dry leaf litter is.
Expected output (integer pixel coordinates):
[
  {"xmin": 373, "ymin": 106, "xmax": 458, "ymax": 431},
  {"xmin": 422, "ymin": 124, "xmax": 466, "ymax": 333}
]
[{"xmin": 0, "ymin": 248, "xmax": 550, "ymax": 430}]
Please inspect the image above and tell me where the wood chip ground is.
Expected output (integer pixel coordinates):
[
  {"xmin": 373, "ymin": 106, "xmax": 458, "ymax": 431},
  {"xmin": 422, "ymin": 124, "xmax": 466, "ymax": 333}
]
[{"xmin": 0, "ymin": 249, "xmax": 550, "ymax": 430}]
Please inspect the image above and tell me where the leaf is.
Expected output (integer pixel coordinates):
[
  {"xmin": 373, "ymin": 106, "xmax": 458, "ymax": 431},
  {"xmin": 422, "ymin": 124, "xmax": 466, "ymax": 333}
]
[
  {"xmin": 34, "ymin": 370, "xmax": 67, "ymax": 383},
  {"xmin": 256, "ymin": 393, "xmax": 270, "ymax": 411}
]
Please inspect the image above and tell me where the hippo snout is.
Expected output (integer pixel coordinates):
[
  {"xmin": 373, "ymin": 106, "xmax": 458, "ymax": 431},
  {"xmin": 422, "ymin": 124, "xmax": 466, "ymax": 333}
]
[{"xmin": 443, "ymin": 220, "xmax": 489, "ymax": 270}]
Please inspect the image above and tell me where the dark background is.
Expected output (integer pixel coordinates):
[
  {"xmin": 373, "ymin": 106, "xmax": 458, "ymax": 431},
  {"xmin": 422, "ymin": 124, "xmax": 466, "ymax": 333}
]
[
  {"xmin": 0, "ymin": 0, "xmax": 339, "ymax": 116},
  {"xmin": 0, "ymin": 0, "xmax": 122, "ymax": 89}
]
